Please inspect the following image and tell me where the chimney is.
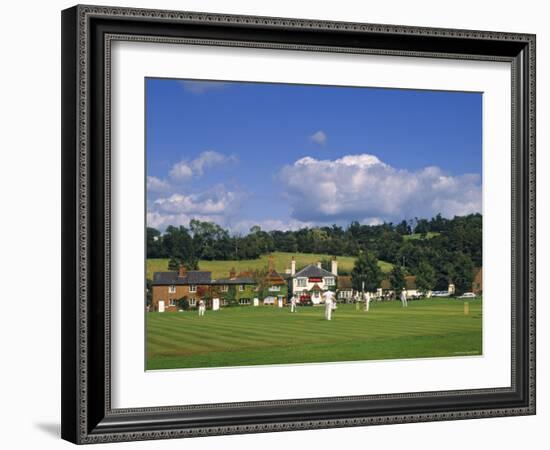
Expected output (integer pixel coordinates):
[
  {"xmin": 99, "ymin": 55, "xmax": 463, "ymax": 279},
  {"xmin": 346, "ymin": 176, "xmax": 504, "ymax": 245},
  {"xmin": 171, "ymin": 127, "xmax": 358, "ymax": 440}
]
[
  {"xmin": 316, "ymin": 261, "xmax": 322, "ymax": 269},
  {"xmin": 331, "ymin": 257, "xmax": 338, "ymax": 276},
  {"xmin": 229, "ymin": 267, "xmax": 236, "ymax": 279},
  {"xmin": 291, "ymin": 257, "xmax": 296, "ymax": 276},
  {"xmin": 178, "ymin": 264, "xmax": 186, "ymax": 277}
]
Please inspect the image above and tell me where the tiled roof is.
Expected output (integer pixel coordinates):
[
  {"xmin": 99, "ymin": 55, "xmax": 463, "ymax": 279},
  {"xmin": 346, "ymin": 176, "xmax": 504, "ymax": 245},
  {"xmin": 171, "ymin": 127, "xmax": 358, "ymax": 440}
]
[
  {"xmin": 266, "ymin": 269, "xmax": 286, "ymax": 285},
  {"xmin": 152, "ymin": 271, "xmax": 178, "ymax": 284},
  {"xmin": 211, "ymin": 277, "xmax": 255, "ymax": 285},
  {"xmin": 294, "ymin": 264, "xmax": 334, "ymax": 278},
  {"xmin": 151, "ymin": 271, "xmax": 212, "ymax": 285}
]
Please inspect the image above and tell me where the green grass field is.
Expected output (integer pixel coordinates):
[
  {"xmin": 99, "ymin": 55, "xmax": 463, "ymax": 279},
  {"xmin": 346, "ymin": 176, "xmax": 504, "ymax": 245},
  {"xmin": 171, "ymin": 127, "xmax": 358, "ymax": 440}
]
[
  {"xmin": 146, "ymin": 298, "xmax": 482, "ymax": 370},
  {"xmin": 147, "ymin": 251, "xmax": 393, "ymax": 280}
]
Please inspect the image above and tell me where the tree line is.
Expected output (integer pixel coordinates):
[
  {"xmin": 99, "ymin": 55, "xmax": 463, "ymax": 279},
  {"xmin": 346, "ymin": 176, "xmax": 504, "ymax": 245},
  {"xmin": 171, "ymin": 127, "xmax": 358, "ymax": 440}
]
[{"xmin": 147, "ymin": 214, "xmax": 481, "ymax": 294}]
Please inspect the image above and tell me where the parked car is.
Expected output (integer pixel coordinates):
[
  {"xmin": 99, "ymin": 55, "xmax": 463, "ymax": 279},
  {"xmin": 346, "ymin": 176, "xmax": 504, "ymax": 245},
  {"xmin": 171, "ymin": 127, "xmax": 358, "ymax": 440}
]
[
  {"xmin": 457, "ymin": 292, "xmax": 476, "ymax": 299},
  {"xmin": 432, "ymin": 291, "xmax": 450, "ymax": 297}
]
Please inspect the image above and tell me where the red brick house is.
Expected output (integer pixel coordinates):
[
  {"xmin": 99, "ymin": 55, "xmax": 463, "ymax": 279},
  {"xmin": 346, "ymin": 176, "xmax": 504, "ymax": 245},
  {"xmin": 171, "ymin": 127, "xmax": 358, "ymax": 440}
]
[{"xmin": 150, "ymin": 265, "xmax": 211, "ymax": 312}]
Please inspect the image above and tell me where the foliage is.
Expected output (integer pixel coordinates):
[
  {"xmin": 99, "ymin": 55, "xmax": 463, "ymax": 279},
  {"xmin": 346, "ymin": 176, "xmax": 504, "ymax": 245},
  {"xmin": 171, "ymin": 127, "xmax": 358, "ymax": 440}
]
[
  {"xmin": 167, "ymin": 257, "xmax": 179, "ymax": 271},
  {"xmin": 147, "ymin": 214, "xmax": 482, "ymax": 293},
  {"xmin": 452, "ymin": 252, "xmax": 475, "ymax": 295},
  {"xmin": 224, "ymin": 285, "xmax": 238, "ymax": 307},
  {"xmin": 146, "ymin": 279, "xmax": 152, "ymax": 307},
  {"xmin": 177, "ymin": 297, "xmax": 189, "ymax": 310},
  {"xmin": 389, "ymin": 265, "xmax": 406, "ymax": 292},
  {"xmin": 196, "ymin": 285, "xmax": 211, "ymax": 300},
  {"xmin": 351, "ymin": 251, "xmax": 383, "ymax": 292},
  {"xmin": 415, "ymin": 260, "xmax": 437, "ymax": 293}
]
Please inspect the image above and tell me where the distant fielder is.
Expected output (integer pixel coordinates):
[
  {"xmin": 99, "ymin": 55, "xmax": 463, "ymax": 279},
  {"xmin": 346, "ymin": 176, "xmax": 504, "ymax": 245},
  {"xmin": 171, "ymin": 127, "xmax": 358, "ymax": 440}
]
[
  {"xmin": 290, "ymin": 294, "xmax": 297, "ymax": 313},
  {"xmin": 365, "ymin": 291, "xmax": 371, "ymax": 312},
  {"xmin": 323, "ymin": 290, "xmax": 336, "ymax": 321},
  {"xmin": 400, "ymin": 289, "xmax": 408, "ymax": 308},
  {"xmin": 198, "ymin": 298, "xmax": 206, "ymax": 316}
]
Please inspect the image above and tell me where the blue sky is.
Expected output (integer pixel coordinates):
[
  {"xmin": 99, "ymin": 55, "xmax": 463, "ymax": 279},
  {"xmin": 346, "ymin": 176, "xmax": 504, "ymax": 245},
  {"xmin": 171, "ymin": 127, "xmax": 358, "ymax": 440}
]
[{"xmin": 146, "ymin": 78, "xmax": 482, "ymax": 234}]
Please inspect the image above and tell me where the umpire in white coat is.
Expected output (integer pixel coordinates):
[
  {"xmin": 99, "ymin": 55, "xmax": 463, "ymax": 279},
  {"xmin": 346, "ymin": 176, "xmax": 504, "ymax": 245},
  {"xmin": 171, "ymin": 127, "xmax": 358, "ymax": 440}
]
[
  {"xmin": 400, "ymin": 289, "xmax": 408, "ymax": 308},
  {"xmin": 323, "ymin": 290, "xmax": 335, "ymax": 320}
]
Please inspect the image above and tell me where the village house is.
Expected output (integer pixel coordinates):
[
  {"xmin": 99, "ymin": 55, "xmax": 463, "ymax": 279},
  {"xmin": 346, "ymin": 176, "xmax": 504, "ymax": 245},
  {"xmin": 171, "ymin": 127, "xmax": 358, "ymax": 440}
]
[
  {"xmin": 150, "ymin": 265, "xmax": 212, "ymax": 312},
  {"xmin": 290, "ymin": 257, "xmax": 337, "ymax": 304},
  {"xmin": 261, "ymin": 257, "xmax": 289, "ymax": 305},
  {"xmin": 337, "ymin": 276, "xmax": 353, "ymax": 301},
  {"xmin": 211, "ymin": 268, "xmax": 257, "ymax": 306}
]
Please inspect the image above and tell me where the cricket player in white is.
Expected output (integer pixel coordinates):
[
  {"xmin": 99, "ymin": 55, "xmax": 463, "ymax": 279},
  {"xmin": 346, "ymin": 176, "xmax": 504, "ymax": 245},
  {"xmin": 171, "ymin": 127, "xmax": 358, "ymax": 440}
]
[
  {"xmin": 290, "ymin": 295, "xmax": 297, "ymax": 313},
  {"xmin": 323, "ymin": 290, "xmax": 335, "ymax": 320},
  {"xmin": 198, "ymin": 299, "xmax": 206, "ymax": 316},
  {"xmin": 365, "ymin": 291, "xmax": 371, "ymax": 312},
  {"xmin": 400, "ymin": 289, "xmax": 408, "ymax": 308}
]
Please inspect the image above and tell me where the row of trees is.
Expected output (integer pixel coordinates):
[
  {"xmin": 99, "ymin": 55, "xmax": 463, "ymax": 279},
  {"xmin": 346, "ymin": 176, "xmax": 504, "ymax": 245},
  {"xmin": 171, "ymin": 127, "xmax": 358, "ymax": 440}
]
[
  {"xmin": 147, "ymin": 214, "xmax": 481, "ymax": 294},
  {"xmin": 350, "ymin": 249, "xmax": 475, "ymax": 295}
]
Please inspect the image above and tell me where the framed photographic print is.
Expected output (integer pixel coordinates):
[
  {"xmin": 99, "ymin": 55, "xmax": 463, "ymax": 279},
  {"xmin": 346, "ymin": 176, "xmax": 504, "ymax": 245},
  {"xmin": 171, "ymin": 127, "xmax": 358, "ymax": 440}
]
[{"xmin": 61, "ymin": 4, "xmax": 536, "ymax": 444}]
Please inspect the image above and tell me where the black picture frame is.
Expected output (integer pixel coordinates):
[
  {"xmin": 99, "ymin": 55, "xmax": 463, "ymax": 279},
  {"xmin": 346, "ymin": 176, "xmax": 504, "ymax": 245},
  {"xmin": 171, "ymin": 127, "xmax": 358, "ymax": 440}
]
[{"xmin": 61, "ymin": 4, "xmax": 536, "ymax": 444}]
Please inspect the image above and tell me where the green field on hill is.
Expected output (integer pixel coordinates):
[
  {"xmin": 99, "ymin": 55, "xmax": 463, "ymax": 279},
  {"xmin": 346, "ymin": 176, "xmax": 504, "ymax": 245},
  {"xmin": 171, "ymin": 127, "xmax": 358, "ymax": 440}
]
[
  {"xmin": 147, "ymin": 251, "xmax": 393, "ymax": 280},
  {"xmin": 146, "ymin": 298, "xmax": 482, "ymax": 370}
]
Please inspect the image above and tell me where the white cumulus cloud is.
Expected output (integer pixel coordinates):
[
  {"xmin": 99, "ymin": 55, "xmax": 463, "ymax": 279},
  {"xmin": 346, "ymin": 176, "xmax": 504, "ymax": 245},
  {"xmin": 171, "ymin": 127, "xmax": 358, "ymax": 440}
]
[
  {"xmin": 146, "ymin": 176, "xmax": 170, "ymax": 192},
  {"xmin": 153, "ymin": 187, "xmax": 241, "ymax": 216},
  {"xmin": 278, "ymin": 153, "xmax": 481, "ymax": 224},
  {"xmin": 310, "ymin": 130, "xmax": 327, "ymax": 146},
  {"xmin": 148, "ymin": 185, "xmax": 244, "ymax": 231},
  {"xmin": 169, "ymin": 150, "xmax": 235, "ymax": 181}
]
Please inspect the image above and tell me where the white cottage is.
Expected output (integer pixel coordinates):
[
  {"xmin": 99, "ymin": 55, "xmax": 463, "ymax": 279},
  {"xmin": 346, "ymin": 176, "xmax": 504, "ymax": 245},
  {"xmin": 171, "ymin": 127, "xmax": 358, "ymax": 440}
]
[{"xmin": 290, "ymin": 258, "xmax": 337, "ymax": 305}]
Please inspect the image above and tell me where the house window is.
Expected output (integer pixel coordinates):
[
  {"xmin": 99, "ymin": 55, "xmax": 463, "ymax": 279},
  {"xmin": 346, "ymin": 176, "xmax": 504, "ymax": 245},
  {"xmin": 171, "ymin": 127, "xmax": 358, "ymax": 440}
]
[
  {"xmin": 168, "ymin": 285, "xmax": 176, "ymax": 294},
  {"xmin": 296, "ymin": 278, "xmax": 307, "ymax": 287},
  {"xmin": 239, "ymin": 298, "xmax": 251, "ymax": 305},
  {"xmin": 169, "ymin": 299, "xmax": 176, "ymax": 306},
  {"xmin": 268, "ymin": 285, "xmax": 280, "ymax": 292},
  {"xmin": 189, "ymin": 285, "xmax": 197, "ymax": 293},
  {"xmin": 325, "ymin": 277, "xmax": 335, "ymax": 286},
  {"xmin": 189, "ymin": 298, "xmax": 196, "ymax": 306},
  {"xmin": 221, "ymin": 284, "xmax": 228, "ymax": 292},
  {"xmin": 239, "ymin": 284, "xmax": 245, "ymax": 291}
]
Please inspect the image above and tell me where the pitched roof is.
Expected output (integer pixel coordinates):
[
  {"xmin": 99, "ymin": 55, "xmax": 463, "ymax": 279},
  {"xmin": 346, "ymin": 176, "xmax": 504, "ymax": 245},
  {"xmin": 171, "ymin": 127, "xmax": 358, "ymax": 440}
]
[
  {"xmin": 266, "ymin": 269, "xmax": 286, "ymax": 285},
  {"xmin": 211, "ymin": 276, "xmax": 255, "ymax": 285},
  {"xmin": 151, "ymin": 270, "xmax": 211, "ymax": 285},
  {"xmin": 294, "ymin": 264, "xmax": 334, "ymax": 278}
]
